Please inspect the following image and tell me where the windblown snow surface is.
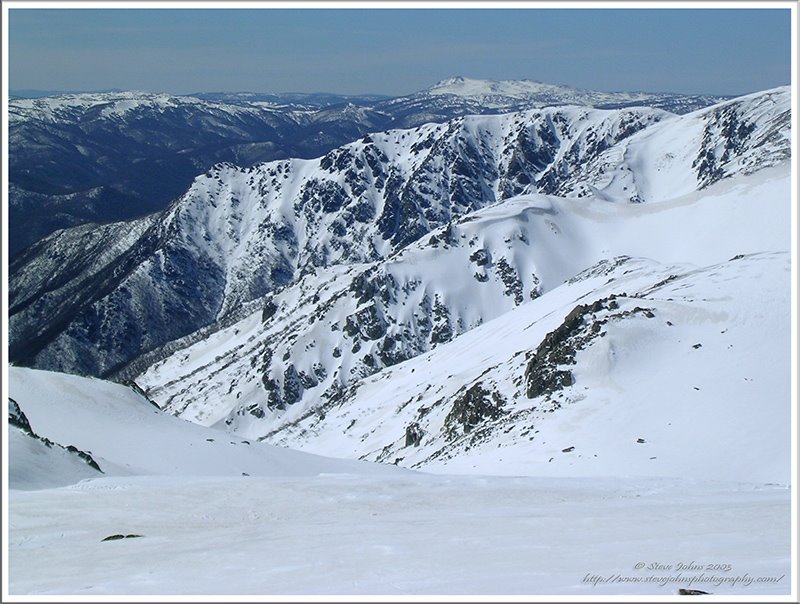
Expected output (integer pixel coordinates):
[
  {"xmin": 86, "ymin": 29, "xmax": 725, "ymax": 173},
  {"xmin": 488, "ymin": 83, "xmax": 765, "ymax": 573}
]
[
  {"xmin": 5, "ymin": 89, "xmax": 794, "ymax": 598},
  {"xmin": 5, "ymin": 363, "xmax": 792, "ymax": 597}
]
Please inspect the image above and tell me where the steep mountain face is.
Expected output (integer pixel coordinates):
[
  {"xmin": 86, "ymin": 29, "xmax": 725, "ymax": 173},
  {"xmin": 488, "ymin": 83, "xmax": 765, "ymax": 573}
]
[
  {"xmin": 8, "ymin": 79, "xmax": 726, "ymax": 256},
  {"xmin": 134, "ymin": 160, "xmax": 790, "ymax": 460},
  {"xmin": 9, "ymin": 103, "xmax": 676, "ymax": 376},
  {"xmin": 8, "ymin": 93, "xmax": 299, "ymax": 255},
  {"xmin": 9, "ymin": 87, "xmax": 789, "ymax": 383},
  {"xmin": 261, "ymin": 249, "xmax": 791, "ymax": 484},
  {"xmin": 136, "ymin": 197, "xmax": 567, "ymax": 424},
  {"xmin": 573, "ymin": 86, "xmax": 791, "ymax": 203}
]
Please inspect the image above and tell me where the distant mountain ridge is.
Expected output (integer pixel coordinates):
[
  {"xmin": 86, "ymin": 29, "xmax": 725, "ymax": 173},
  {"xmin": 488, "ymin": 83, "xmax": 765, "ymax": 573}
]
[
  {"xmin": 421, "ymin": 75, "xmax": 727, "ymax": 109},
  {"xmin": 8, "ymin": 77, "xmax": 729, "ymax": 256}
]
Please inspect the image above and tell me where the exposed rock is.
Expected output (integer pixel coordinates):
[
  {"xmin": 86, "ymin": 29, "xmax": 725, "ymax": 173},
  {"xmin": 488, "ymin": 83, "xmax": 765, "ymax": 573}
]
[
  {"xmin": 9, "ymin": 397, "xmax": 104, "ymax": 473},
  {"xmin": 524, "ymin": 303, "xmax": 589, "ymax": 400},
  {"xmin": 405, "ymin": 423, "xmax": 425, "ymax": 447},
  {"xmin": 525, "ymin": 296, "xmax": 655, "ymax": 400},
  {"xmin": 261, "ymin": 298, "xmax": 278, "ymax": 322},
  {"xmin": 444, "ymin": 382, "xmax": 506, "ymax": 439},
  {"xmin": 101, "ymin": 534, "xmax": 143, "ymax": 542},
  {"xmin": 469, "ymin": 248, "xmax": 491, "ymax": 266},
  {"xmin": 495, "ymin": 257, "xmax": 524, "ymax": 305},
  {"xmin": 121, "ymin": 379, "xmax": 160, "ymax": 409},
  {"xmin": 8, "ymin": 397, "xmax": 34, "ymax": 436}
]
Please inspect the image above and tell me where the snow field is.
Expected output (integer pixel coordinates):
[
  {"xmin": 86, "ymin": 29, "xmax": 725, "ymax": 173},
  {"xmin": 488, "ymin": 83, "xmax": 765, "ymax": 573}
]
[{"xmin": 7, "ymin": 474, "xmax": 790, "ymax": 596}]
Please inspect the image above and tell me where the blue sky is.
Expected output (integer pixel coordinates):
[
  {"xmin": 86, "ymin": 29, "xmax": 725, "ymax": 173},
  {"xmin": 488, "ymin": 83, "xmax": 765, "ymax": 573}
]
[{"xmin": 7, "ymin": 6, "xmax": 792, "ymax": 96}]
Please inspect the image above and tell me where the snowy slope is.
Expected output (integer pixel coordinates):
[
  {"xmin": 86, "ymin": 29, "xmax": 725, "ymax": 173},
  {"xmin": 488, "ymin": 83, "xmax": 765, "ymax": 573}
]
[
  {"xmin": 10, "ymin": 88, "xmax": 789, "ymax": 380},
  {"xmin": 580, "ymin": 87, "xmax": 791, "ymax": 203},
  {"xmin": 7, "ymin": 473, "xmax": 790, "ymax": 596},
  {"xmin": 7, "ymin": 366, "xmax": 403, "ymax": 484},
  {"xmin": 5, "ymin": 341, "xmax": 792, "ymax": 597},
  {"xmin": 134, "ymin": 163, "xmax": 790, "ymax": 485},
  {"xmin": 6, "ymin": 366, "xmax": 791, "ymax": 596},
  {"xmin": 269, "ymin": 251, "xmax": 790, "ymax": 485},
  {"xmin": 8, "ymin": 397, "xmax": 103, "ymax": 490},
  {"xmin": 9, "ymin": 103, "xmax": 671, "ymax": 376}
]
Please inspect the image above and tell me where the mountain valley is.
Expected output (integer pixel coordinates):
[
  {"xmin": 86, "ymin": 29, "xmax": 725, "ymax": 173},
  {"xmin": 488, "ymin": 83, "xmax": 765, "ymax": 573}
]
[{"xmin": 5, "ymin": 79, "xmax": 793, "ymax": 597}]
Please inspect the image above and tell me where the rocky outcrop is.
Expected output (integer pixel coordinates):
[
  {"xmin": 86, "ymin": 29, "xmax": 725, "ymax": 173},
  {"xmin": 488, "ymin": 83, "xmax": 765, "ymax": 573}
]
[
  {"xmin": 525, "ymin": 295, "xmax": 656, "ymax": 400},
  {"xmin": 444, "ymin": 383, "xmax": 506, "ymax": 440},
  {"xmin": 9, "ymin": 397, "xmax": 103, "ymax": 473}
]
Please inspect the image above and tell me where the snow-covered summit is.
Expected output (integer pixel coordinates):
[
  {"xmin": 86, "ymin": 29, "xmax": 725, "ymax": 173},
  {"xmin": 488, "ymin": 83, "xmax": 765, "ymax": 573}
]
[
  {"xmin": 416, "ymin": 75, "xmax": 728, "ymax": 112},
  {"xmin": 426, "ymin": 76, "xmax": 573, "ymax": 98}
]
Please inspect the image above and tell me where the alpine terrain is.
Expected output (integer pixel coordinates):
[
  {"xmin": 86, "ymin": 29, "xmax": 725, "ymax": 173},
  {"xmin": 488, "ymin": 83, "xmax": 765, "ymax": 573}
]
[
  {"xmin": 6, "ymin": 81, "xmax": 792, "ymax": 597},
  {"xmin": 9, "ymin": 77, "xmax": 725, "ymax": 257}
]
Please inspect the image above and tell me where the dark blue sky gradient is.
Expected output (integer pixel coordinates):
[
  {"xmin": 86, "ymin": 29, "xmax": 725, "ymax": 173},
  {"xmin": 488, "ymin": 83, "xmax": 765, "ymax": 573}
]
[{"xmin": 7, "ymin": 6, "xmax": 793, "ymax": 96}]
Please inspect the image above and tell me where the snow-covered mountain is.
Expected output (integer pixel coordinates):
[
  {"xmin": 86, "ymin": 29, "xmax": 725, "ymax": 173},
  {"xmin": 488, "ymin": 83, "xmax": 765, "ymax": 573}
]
[
  {"xmin": 6, "ymin": 84, "xmax": 792, "ymax": 597},
  {"xmin": 7, "ymin": 103, "xmax": 667, "ymax": 375},
  {"xmin": 9, "ymin": 87, "xmax": 789, "ymax": 381},
  {"xmin": 125, "ymin": 88, "xmax": 790, "ymax": 478},
  {"xmin": 386, "ymin": 76, "xmax": 727, "ymax": 120},
  {"xmin": 7, "ymin": 369, "xmax": 790, "ymax": 596},
  {"xmin": 8, "ymin": 79, "xmax": 727, "ymax": 257},
  {"xmin": 8, "ymin": 366, "xmax": 401, "ymax": 491},
  {"xmin": 134, "ymin": 161, "xmax": 791, "ymax": 482}
]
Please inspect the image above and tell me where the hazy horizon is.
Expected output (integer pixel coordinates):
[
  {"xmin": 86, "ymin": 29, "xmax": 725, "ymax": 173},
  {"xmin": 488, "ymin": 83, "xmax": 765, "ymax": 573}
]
[{"xmin": 7, "ymin": 6, "xmax": 792, "ymax": 98}]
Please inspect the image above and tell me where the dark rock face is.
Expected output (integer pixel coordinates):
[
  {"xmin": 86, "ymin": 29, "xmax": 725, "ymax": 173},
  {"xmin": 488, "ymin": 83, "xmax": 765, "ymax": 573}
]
[
  {"xmin": 405, "ymin": 423, "xmax": 425, "ymax": 447},
  {"xmin": 444, "ymin": 382, "xmax": 506, "ymax": 439},
  {"xmin": 121, "ymin": 380, "xmax": 160, "ymax": 409},
  {"xmin": 345, "ymin": 304, "xmax": 388, "ymax": 341},
  {"xmin": 101, "ymin": 534, "xmax": 143, "ymax": 542},
  {"xmin": 282, "ymin": 365, "xmax": 303, "ymax": 408},
  {"xmin": 8, "ymin": 397, "xmax": 35, "ymax": 435},
  {"xmin": 692, "ymin": 92, "xmax": 790, "ymax": 190},
  {"xmin": 495, "ymin": 257, "xmax": 524, "ymax": 305},
  {"xmin": 469, "ymin": 248, "xmax": 491, "ymax": 266},
  {"xmin": 524, "ymin": 303, "xmax": 591, "ymax": 400},
  {"xmin": 693, "ymin": 106, "xmax": 755, "ymax": 187},
  {"xmin": 261, "ymin": 299, "xmax": 278, "ymax": 323},
  {"xmin": 525, "ymin": 295, "xmax": 656, "ymax": 400}
]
